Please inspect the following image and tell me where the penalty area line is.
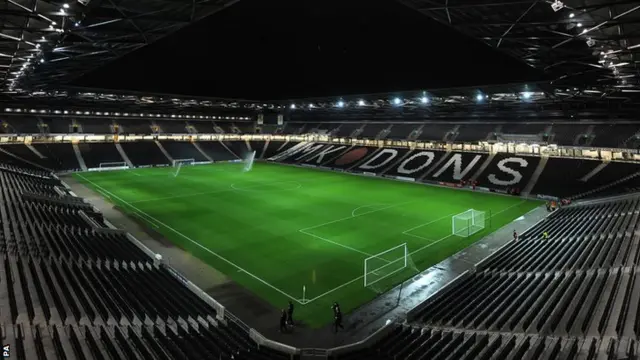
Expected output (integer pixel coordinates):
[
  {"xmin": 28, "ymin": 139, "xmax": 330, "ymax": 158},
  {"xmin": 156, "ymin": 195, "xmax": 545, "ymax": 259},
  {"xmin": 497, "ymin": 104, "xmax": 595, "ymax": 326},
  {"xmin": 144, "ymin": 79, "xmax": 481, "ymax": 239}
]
[{"xmin": 75, "ymin": 173, "xmax": 305, "ymax": 305}]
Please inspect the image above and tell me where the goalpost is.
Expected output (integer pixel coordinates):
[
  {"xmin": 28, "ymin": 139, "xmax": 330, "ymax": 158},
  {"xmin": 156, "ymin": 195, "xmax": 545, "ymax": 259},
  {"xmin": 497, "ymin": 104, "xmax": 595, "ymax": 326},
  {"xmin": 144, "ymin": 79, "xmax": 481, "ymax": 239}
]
[
  {"xmin": 98, "ymin": 162, "xmax": 128, "ymax": 171},
  {"xmin": 364, "ymin": 243, "xmax": 410, "ymax": 287},
  {"xmin": 452, "ymin": 209, "xmax": 486, "ymax": 237},
  {"xmin": 172, "ymin": 158, "xmax": 195, "ymax": 177}
]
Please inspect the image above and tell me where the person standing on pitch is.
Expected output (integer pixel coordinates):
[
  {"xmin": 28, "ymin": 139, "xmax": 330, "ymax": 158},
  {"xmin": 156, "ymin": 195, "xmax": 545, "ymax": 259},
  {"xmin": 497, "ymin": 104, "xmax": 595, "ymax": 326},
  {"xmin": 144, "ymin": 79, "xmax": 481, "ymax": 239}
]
[
  {"xmin": 332, "ymin": 302, "xmax": 344, "ymax": 333},
  {"xmin": 513, "ymin": 230, "xmax": 518, "ymax": 242},
  {"xmin": 287, "ymin": 301, "xmax": 294, "ymax": 326},
  {"xmin": 279, "ymin": 309, "xmax": 288, "ymax": 333}
]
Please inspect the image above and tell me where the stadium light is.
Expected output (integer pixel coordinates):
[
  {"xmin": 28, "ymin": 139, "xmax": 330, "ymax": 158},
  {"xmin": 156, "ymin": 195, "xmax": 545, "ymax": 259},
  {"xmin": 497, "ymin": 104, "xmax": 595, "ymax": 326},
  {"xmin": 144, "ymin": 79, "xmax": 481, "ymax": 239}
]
[
  {"xmin": 577, "ymin": 23, "xmax": 582, "ymax": 27},
  {"xmin": 421, "ymin": 96, "xmax": 429, "ymax": 104},
  {"xmin": 290, "ymin": 104, "xmax": 296, "ymax": 109},
  {"xmin": 393, "ymin": 98, "xmax": 401, "ymax": 105},
  {"xmin": 308, "ymin": 104, "xmax": 314, "ymax": 108},
  {"xmin": 39, "ymin": 59, "xmax": 44, "ymax": 63},
  {"xmin": 337, "ymin": 101, "xmax": 344, "ymax": 107},
  {"xmin": 63, "ymin": 3, "xmax": 70, "ymax": 8},
  {"xmin": 522, "ymin": 92, "xmax": 531, "ymax": 99},
  {"xmin": 476, "ymin": 94, "xmax": 484, "ymax": 101},
  {"xmin": 569, "ymin": 13, "xmax": 574, "ymax": 18},
  {"xmin": 358, "ymin": 100, "xmax": 365, "ymax": 106}
]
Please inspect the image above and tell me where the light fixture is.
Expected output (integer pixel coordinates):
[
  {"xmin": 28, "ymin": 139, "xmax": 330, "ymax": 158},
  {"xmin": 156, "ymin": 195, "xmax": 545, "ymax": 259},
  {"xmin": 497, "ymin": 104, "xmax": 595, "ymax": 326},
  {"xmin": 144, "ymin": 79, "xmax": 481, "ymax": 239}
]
[
  {"xmin": 476, "ymin": 94, "xmax": 484, "ymax": 101},
  {"xmin": 358, "ymin": 100, "xmax": 365, "ymax": 106},
  {"xmin": 337, "ymin": 101, "xmax": 344, "ymax": 107},
  {"xmin": 290, "ymin": 104, "xmax": 296, "ymax": 109},
  {"xmin": 421, "ymin": 97, "xmax": 428, "ymax": 103},
  {"xmin": 393, "ymin": 98, "xmax": 401, "ymax": 105}
]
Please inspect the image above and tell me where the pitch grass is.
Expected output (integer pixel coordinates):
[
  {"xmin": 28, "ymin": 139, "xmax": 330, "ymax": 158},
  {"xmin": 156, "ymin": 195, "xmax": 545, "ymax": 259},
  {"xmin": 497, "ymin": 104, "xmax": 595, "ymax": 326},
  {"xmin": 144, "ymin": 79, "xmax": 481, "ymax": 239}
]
[{"xmin": 74, "ymin": 162, "xmax": 541, "ymax": 328}]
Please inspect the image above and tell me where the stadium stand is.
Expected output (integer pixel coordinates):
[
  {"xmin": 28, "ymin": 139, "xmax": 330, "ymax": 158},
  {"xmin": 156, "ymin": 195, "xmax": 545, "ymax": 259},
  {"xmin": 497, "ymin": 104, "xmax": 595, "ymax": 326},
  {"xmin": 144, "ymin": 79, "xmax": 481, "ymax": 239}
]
[
  {"xmin": 224, "ymin": 141, "xmax": 251, "ymax": 159},
  {"xmin": 416, "ymin": 123, "xmax": 453, "ymax": 141},
  {"xmin": 329, "ymin": 195, "xmax": 640, "ymax": 359},
  {"xmin": 81, "ymin": 119, "xmax": 114, "ymax": 134},
  {"xmin": 359, "ymin": 123, "xmax": 389, "ymax": 139},
  {"xmin": 591, "ymin": 124, "xmax": 640, "ymax": 148},
  {"xmin": 159, "ymin": 141, "xmax": 209, "ymax": 162},
  {"xmin": 386, "ymin": 123, "xmax": 417, "ymax": 140},
  {"xmin": 0, "ymin": 162, "xmax": 292, "ymax": 359},
  {"xmin": 235, "ymin": 122, "xmax": 256, "ymax": 134},
  {"xmin": 250, "ymin": 141, "xmax": 267, "ymax": 157},
  {"xmin": 191, "ymin": 121, "xmax": 216, "ymax": 133},
  {"xmin": 0, "ymin": 144, "xmax": 53, "ymax": 169},
  {"xmin": 77, "ymin": 143, "xmax": 124, "ymax": 169},
  {"xmin": 197, "ymin": 141, "xmax": 239, "ymax": 161},
  {"xmin": 31, "ymin": 143, "xmax": 80, "ymax": 171},
  {"xmin": 40, "ymin": 117, "xmax": 71, "ymax": 134},
  {"xmin": 8, "ymin": 116, "xmax": 41, "ymax": 134},
  {"xmin": 475, "ymin": 153, "xmax": 540, "ymax": 192},
  {"xmin": 117, "ymin": 119, "xmax": 151, "ymax": 134},
  {"xmin": 453, "ymin": 123, "xmax": 496, "ymax": 142},
  {"xmin": 157, "ymin": 120, "xmax": 188, "ymax": 134},
  {"xmin": 119, "ymin": 141, "xmax": 171, "ymax": 166}
]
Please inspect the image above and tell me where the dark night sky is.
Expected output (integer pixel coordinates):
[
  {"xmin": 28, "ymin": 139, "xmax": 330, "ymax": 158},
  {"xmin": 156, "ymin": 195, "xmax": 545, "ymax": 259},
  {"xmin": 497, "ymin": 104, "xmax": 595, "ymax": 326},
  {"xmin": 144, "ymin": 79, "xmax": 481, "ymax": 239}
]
[{"xmin": 74, "ymin": 0, "xmax": 542, "ymax": 100}]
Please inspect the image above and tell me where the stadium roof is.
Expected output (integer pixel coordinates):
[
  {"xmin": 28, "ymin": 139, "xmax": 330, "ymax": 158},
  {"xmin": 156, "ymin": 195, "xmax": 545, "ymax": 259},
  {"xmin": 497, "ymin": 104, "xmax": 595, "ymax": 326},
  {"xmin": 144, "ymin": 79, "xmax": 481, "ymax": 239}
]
[
  {"xmin": 400, "ymin": 0, "xmax": 640, "ymax": 90},
  {"xmin": 0, "ymin": 0, "xmax": 238, "ymax": 91},
  {"xmin": 0, "ymin": 0, "xmax": 639, "ymax": 111}
]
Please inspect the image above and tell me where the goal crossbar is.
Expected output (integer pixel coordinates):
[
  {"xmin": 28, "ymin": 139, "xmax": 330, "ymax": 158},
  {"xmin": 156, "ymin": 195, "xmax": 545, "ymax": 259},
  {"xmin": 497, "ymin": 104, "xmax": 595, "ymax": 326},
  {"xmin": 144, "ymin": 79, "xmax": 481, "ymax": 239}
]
[
  {"xmin": 452, "ymin": 209, "xmax": 486, "ymax": 237},
  {"xmin": 364, "ymin": 243, "xmax": 408, "ymax": 287},
  {"xmin": 172, "ymin": 158, "xmax": 195, "ymax": 166}
]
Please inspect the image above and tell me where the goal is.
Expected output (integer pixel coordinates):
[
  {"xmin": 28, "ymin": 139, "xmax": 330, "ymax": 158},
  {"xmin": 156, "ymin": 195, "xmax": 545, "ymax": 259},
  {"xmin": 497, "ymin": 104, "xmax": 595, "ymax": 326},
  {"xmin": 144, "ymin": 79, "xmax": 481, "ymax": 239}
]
[
  {"xmin": 364, "ymin": 243, "xmax": 408, "ymax": 287},
  {"xmin": 98, "ymin": 162, "xmax": 128, "ymax": 171},
  {"xmin": 452, "ymin": 209, "xmax": 486, "ymax": 237},
  {"xmin": 172, "ymin": 158, "xmax": 195, "ymax": 177}
]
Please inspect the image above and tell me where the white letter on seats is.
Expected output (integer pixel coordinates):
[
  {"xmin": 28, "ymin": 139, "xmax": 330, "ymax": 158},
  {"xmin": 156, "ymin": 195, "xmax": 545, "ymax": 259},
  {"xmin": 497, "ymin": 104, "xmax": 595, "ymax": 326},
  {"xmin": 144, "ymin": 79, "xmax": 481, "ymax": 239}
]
[
  {"xmin": 432, "ymin": 153, "xmax": 482, "ymax": 180},
  {"xmin": 359, "ymin": 149, "xmax": 398, "ymax": 170},
  {"xmin": 487, "ymin": 158, "xmax": 527, "ymax": 186},
  {"xmin": 397, "ymin": 151, "xmax": 435, "ymax": 175},
  {"xmin": 306, "ymin": 145, "xmax": 346, "ymax": 163}
]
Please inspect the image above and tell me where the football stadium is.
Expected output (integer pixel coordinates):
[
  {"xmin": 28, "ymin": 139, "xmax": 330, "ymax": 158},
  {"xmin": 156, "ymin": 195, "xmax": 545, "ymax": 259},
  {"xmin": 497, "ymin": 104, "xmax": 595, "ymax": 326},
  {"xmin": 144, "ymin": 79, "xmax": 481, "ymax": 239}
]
[{"xmin": 1, "ymin": 0, "xmax": 640, "ymax": 358}]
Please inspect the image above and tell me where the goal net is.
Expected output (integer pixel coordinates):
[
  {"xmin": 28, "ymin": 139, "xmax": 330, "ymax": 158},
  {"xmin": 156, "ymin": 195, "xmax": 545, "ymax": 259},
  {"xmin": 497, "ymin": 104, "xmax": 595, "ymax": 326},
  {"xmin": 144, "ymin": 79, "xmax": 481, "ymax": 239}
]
[
  {"xmin": 452, "ymin": 209, "xmax": 486, "ymax": 237},
  {"xmin": 172, "ymin": 158, "xmax": 195, "ymax": 177},
  {"xmin": 364, "ymin": 243, "xmax": 410, "ymax": 287},
  {"xmin": 98, "ymin": 162, "xmax": 128, "ymax": 171},
  {"xmin": 243, "ymin": 151, "xmax": 256, "ymax": 172}
]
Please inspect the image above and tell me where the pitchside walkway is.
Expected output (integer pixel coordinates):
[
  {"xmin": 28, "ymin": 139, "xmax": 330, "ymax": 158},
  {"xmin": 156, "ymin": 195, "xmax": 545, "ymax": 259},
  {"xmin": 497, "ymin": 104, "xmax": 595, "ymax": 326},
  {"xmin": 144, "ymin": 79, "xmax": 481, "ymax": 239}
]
[{"xmin": 67, "ymin": 173, "xmax": 548, "ymax": 348}]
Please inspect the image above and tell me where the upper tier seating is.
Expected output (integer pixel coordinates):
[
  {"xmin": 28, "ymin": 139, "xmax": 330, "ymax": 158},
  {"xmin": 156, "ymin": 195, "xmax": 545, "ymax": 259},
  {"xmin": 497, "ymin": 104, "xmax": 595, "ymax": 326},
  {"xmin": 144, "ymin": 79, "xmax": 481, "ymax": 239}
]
[
  {"xmin": 118, "ymin": 119, "xmax": 151, "ymax": 134},
  {"xmin": 359, "ymin": 123, "xmax": 389, "ymax": 139},
  {"xmin": 157, "ymin": 120, "xmax": 187, "ymax": 134},
  {"xmin": 40, "ymin": 117, "xmax": 71, "ymax": 134},
  {"xmin": 120, "ymin": 142, "xmax": 170, "ymax": 166},
  {"xmin": 80, "ymin": 118, "xmax": 114, "ymax": 134}
]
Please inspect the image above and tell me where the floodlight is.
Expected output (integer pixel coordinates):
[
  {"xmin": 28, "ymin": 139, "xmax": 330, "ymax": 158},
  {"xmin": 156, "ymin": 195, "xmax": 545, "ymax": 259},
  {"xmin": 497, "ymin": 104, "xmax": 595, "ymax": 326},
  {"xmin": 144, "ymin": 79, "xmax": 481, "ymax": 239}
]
[
  {"xmin": 63, "ymin": 3, "xmax": 70, "ymax": 8},
  {"xmin": 309, "ymin": 104, "xmax": 314, "ymax": 108},
  {"xmin": 39, "ymin": 59, "xmax": 44, "ymax": 63},
  {"xmin": 551, "ymin": 0, "xmax": 564, "ymax": 12},
  {"xmin": 358, "ymin": 100, "xmax": 365, "ymax": 106},
  {"xmin": 421, "ymin": 97, "xmax": 428, "ymax": 103},
  {"xmin": 569, "ymin": 13, "xmax": 574, "ymax": 18},
  {"xmin": 393, "ymin": 98, "xmax": 401, "ymax": 105},
  {"xmin": 476, "ymin": 94, "xmax": 484, "ymax": 101},
  {"xmin": 522, "ymin": 92, "xmax": 531, "ymax": 99},
  {"xmin": 290, "ymin": 104, "xmax": 296, "ymax": 109},
  {"xmin": 577, "ymin": 23, "xmax": 582, "ymax": 27},
  {"xmin": 337, "ymin": 101, "xmax": 344, "ymax": 107}
]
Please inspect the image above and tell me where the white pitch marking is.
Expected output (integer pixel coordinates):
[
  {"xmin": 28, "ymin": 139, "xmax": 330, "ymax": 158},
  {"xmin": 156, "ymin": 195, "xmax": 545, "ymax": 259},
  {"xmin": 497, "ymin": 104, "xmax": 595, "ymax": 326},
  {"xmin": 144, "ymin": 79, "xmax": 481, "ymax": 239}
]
[
  {"xmin": 76, "ymin": 173, "xmax": 305, "ymax": 305},
  {"xmin": 300, "ymin": 200, "xmax": 417, "ymax": 232},
  {"xmin": 351, "ymin": 204, "xmax": 388, "ymax": 217},
  {"xmin": 301, "ymin": 199, "xmax": 530, "ymax": 305}
]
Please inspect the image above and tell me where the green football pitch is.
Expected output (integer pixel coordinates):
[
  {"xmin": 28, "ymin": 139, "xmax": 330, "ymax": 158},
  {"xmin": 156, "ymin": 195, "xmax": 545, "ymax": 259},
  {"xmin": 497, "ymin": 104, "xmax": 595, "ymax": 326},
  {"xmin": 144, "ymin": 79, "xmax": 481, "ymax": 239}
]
[{"xmin": 73, "ymin": 162, "xmax": 541, "ymax": 327}]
